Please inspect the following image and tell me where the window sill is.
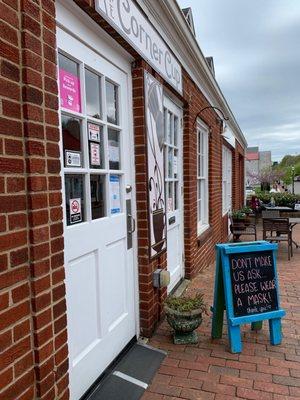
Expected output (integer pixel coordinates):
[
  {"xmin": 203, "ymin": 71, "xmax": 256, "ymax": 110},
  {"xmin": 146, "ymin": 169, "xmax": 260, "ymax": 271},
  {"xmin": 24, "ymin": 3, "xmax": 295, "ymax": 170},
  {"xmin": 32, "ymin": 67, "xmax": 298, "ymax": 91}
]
[{"xmin": 197, "ymin": 225, "xmax": 212, "ymax": 247}]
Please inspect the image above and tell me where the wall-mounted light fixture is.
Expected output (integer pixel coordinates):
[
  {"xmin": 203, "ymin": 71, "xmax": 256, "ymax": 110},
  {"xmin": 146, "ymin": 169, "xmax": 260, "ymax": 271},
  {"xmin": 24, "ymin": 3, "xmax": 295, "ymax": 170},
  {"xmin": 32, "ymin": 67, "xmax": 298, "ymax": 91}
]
[{"xmin": 193, "ymin": 106, "xmax": 229, "ymax": 137}]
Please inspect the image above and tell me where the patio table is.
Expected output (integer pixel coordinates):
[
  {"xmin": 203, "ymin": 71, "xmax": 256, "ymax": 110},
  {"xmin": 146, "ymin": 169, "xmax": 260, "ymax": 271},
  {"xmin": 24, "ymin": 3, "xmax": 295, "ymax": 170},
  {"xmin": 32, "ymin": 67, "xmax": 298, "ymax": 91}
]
[{"xmin": 264, "ymin": 206, "xmax": 293, "ymax": 211}]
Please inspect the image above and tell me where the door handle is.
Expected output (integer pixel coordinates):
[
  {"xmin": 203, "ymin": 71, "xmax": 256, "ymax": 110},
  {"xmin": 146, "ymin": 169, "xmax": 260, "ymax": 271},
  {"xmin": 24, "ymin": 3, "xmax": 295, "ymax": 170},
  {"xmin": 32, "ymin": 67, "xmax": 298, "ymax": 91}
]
[{"xmin": 127, "ymin": 214, "xmax": 136, "ymax": 234}]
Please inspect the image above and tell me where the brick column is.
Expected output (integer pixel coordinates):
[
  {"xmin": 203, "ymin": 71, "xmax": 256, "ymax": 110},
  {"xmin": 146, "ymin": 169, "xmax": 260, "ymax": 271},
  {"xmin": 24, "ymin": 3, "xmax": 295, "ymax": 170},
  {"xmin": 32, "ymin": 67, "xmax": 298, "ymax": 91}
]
[
  {"xmin": 22, "ymin": 1, "xmax": 69, "ymax": 399},
  {"xmin": 0, "ymin": 1, "xmax": 34, "ymax": 399}
]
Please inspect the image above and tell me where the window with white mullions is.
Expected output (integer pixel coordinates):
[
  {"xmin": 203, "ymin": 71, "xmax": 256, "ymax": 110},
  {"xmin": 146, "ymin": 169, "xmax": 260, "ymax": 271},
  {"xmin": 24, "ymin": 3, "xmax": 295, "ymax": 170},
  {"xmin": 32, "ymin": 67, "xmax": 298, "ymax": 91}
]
[
  {"xmin": 164, "ymin": 108, "xmax": 179, "ymax": 212},
  {"xmin": 197, "ymin": 120, "xmax": 209, "ymax": 234},
  {"xmin": 58, "ymin": 52, "xmax": 123, "ymax": 226},
  {"xmin": 222, "ymin": 145, "xmax": 232, "ymax": 215}
]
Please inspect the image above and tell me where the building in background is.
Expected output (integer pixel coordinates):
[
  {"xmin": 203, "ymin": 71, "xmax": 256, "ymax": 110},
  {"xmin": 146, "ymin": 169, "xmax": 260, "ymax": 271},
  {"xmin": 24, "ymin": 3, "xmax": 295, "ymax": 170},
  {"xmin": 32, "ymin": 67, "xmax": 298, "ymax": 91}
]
[{"xmin": 246, "ymin": 146, "xmax": 272, "ymax": 185}]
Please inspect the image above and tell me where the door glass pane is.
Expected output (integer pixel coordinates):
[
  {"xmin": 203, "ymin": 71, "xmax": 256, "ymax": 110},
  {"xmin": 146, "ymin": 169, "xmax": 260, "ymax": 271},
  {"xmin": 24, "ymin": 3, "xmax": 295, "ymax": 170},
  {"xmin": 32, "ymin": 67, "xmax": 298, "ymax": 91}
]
[
  {"xmin": 90, "ymin": 175, "xmax": 106, "ymax": 219},
  {"xmin": 62, "ymin": 115, "xmax": 82, "ymax": 167},
  {"xmin": 174, "ymin": 181, "xmax": 178, "ymax": 210},
  {"xmin": 168, "ymin": 182, "xmax": 173, "ymax": 212},
  {"xmin": 174, "ymin": 149, "xmax": 178, "ymax": 179},
  {"xmin": 85, "ymin": 69, "xmax": 101, "ymax": 119},
  {"xmin": 58, "ymin": 53, "xmax": 81, "ymax": 113},
  {"xmin": 88, "ymin": 123, "xmax": 104, "ymax": 169},
  {"xmin": 168, "ymin": 147, "xmax": 173, "ymax": 178},
  {"xmin": 65, "ymin": 174, "xmax": 85, "ymax": 225},
  {"xmin": 174, "ymin": 116, "xmax": 178, "ymax": 146},
  {"xmin": 106, "ymin": 81, "xmax": 118, "ymax": 124},
  {"xmin": 167, "ymin": 112, "xmax": 172, "ymax": 144},
  {"xmin": 108, "ymin": 129, "xmax": 120, "ymax": 170}
]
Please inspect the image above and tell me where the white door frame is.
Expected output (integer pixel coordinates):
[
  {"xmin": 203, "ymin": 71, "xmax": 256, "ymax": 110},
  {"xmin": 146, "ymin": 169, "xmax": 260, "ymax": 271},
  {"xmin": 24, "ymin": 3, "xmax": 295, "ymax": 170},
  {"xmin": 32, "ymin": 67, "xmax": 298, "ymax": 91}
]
[
  {"xmin": 56, "ymin": 2, "xmax": 140, "ymax": 397},
  {"xmin": 163, "ymin": 93, "xmax": 185, "ymax": 292}
]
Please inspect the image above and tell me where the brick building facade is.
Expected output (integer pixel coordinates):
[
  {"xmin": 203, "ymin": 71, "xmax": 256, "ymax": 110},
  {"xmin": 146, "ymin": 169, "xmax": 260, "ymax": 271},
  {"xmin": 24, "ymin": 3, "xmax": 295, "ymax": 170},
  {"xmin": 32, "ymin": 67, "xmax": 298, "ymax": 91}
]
[{"xmin": 0, "ymin": 0, "xmax": 246, "ymax": 399}]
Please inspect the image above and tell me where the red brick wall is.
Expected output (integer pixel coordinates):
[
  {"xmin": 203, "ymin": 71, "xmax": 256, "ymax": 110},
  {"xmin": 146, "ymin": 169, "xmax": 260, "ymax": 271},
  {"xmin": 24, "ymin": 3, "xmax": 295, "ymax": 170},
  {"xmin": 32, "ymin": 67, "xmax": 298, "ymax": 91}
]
[
  {"xmin": 0, "ymin": 1, "xmax": 68, "ymax": 399},
  {"xmin": 181, "ymin": 71, "xmax": 225, "ymax": 279}
]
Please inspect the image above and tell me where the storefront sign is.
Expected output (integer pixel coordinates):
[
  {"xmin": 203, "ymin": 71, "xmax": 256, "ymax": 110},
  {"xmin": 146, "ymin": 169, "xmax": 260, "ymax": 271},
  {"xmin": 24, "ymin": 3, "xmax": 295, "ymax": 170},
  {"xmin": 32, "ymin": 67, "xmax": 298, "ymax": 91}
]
[
  {"xmin": 90, "ymin": 142, "xmax": 101, "ymax": 166},
  {"xmin": 88, "ymin": 123, "xmax": 100, "ymax": 142},
  {"xmin": 110, "ymin": 175, "xmax": 121, "ymax": 214},
  {"xmin": 59, "ymin": 69, "xmax": 81, "ymax": 113},
  {"xmin": 70, "ymin": 198, "xmax": 82, "ymax": 224},
  {"xmin": 65, "ymin": 150, "xmax": 81, "ymax": 167},
  {"xmin": 145, "ymin": 72, "xmax": 167, "ymax": 258},
  {"xmin": 212, "ymin": 241, "xmax": 285, "ymax": 353},
  {"xmin": 95, "ymin": 0, "xmax": 182, "ymax": 94}
]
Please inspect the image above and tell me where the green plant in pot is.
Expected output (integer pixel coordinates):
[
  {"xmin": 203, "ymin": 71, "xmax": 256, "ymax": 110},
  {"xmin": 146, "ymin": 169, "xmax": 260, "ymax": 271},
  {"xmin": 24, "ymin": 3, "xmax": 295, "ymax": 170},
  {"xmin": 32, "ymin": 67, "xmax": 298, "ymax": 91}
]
[{"xmin": 164, "ymin": 292, "xmax": 207, "ymax": 345}]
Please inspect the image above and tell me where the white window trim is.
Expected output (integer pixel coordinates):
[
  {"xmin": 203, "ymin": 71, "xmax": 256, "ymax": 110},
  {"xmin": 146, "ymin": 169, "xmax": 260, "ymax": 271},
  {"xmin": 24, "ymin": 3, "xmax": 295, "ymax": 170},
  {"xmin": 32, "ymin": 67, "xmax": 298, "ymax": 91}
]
[
  {"xmin": 197, "ymin": 120, "xmax": 209, "ymax": 235},
  {"xmin": 222, "ymin": 145, "xmax": 232, "ymax": 215}
]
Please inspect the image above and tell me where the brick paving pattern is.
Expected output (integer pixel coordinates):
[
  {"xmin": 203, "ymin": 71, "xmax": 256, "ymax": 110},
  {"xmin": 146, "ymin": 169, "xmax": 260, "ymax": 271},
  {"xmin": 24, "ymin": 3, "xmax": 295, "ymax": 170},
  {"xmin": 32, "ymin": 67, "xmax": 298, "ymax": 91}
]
[{"xmin": 143, "ymin": 225, "xmax": 300, "ymax": 400}]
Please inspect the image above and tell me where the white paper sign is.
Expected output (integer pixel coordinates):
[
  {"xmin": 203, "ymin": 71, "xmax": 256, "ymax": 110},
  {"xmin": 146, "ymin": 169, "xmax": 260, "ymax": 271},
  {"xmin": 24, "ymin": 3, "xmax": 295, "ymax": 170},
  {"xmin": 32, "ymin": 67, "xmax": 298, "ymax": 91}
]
[
  {"xmin": 88, "ymin": 123, "xmax": 100, "ymax": 142},
  {"xmin": 295, "ymin": 203, "xmax": 300, "ymax": 211},
  {"xmin": 109, "ymin": 140, "xmax": 119, "ymax": 163},
  {"xmin": 65, "ymin": 150, "xmax": 81, "ymax": 167},
  {"xmin": 173, "ymin": 156, "xmax": 178, "ymax": 174},
  {"xmin": 110, "ymin": 175, "xmax": 121, "ymax": 214},
  {"xmin": 95, "ymin": 0, "xmax": 182, "ymax": 94},
  {"xmin": 90, "ymin": 142, "xmax": 100, "ymax": 166},
  {"xmin": 69, "ymin": 198, "xmax": 82, "ymax": 224}
]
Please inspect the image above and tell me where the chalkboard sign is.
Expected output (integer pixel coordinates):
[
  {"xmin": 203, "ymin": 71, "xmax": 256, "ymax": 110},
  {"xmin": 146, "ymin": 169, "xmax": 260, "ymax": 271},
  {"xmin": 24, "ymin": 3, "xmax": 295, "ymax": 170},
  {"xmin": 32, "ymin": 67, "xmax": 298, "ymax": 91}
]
[
  {"xmin": 211, "ymin": 241, "xmax": 285, "ymax": 353},
  {"xmin": 229, "ymin": 250, "xmax": 278, "ymax": 317}
]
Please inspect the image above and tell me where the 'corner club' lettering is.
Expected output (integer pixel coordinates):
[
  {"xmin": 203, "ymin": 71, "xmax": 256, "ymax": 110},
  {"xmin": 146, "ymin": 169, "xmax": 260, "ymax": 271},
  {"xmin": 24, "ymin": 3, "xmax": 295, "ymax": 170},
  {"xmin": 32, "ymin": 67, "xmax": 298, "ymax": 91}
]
[{"xmin": 95, "ymin": 0, "xmax": 182, "ymax": 94}]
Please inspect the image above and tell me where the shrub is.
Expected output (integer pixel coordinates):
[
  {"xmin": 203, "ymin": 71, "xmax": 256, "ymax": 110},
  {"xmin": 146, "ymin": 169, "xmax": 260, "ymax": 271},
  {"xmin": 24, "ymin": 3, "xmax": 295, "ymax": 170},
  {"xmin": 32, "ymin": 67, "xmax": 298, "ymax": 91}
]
[{"xmin": 165, "ymin": 292, "xmax": 206, "ymax": 313}]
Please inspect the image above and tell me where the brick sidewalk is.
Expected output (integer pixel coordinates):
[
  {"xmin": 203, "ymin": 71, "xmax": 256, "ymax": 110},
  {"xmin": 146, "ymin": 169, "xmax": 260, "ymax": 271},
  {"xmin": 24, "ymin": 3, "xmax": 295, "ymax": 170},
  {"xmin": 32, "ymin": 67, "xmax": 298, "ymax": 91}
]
[{"xmin": 143, "ymin": 225, "xmax": 300, "ymax": 400}]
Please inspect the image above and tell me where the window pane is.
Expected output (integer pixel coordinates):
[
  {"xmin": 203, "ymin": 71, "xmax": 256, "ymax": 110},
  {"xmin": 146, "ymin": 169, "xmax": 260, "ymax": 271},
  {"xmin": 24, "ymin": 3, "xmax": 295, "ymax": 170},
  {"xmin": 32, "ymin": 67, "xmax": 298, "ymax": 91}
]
[
  {"xmin": 174, "ymin": 181, "xmax": 178, "ymax": 210},
  {"xmin": 167, "ymin": 112, "xmax": 172, "ymax": 144},
  {"xmin": 174, "ymin": 149, "xmax": 178, "ymax": 179},
  {"xmin": 85, "ymin": 69, "xmax": 101, "ymax": 119},
  {"xmin": 58, "ymin": 54, "xmax": 81, "ymax": 113},
  {"xmin": 88, "ymin": 123, "xmax": 104, "ymax": 169},
  {"xmin": 168, "ymin": 182, "xmax": 173, "ymax": 212},
  {"xmin": 62, "ymin": 115, "xmax": 82, "ymax": 167},
  {"xmin": 168, "ymin": 147, "xmax": 173, "ymax": 178},
  {"xmin": 106, "ymin": 81, "xmax": 118, "ymax": 124},
  {"xmin": 108, "ymin": 129, "xmax": 120, "ymax": 170},
  {"xmin": 201, "ymin": 179, "xmax": 206, "ymax": 223},
  {"xmin": 174, "ymin": 116, "xmax": 178, "ymax": 147},
  {"xmin": 90, "ymin": 175, "xmax": 106, "ymax": 219},
  {"xmin": 65, "ymin": 174, "xmax": 85, "ymax": 225}
]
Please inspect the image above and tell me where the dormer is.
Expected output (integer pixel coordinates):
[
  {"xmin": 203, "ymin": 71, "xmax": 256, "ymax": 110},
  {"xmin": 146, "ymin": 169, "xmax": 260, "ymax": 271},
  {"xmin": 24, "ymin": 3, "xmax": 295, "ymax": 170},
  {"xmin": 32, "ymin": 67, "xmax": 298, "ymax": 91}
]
[{"xmin": 182, "ymin": 7, "xmax": 196, "ymax": 36}]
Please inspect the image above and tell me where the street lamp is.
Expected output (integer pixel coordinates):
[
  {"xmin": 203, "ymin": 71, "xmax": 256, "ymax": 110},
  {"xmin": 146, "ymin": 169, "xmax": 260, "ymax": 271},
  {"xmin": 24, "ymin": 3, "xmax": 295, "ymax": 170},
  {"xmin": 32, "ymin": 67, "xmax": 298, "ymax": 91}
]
[{"xmin": 291, "ymin": 166, "xmax": 295, "ymax": 194}]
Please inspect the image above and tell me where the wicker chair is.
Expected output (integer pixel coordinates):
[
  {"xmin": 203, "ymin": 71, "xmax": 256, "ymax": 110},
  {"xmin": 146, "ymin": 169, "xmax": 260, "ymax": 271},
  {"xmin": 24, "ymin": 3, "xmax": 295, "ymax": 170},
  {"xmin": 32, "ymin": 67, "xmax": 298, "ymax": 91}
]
[
  {"xmin": 263, "ymin": 218, "xmax": 293, "ymax": 260},
  {"xmin": 229, "ymin": 215, "xmax": 257, "ymax": 242}
]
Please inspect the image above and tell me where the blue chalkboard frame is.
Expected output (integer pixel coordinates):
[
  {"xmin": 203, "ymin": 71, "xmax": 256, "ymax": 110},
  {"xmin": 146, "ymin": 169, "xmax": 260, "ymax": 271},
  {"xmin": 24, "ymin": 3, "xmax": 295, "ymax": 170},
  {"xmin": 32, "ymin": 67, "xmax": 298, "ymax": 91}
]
[{"xmin": 212, "ymin": 241, "xmax": 286, "ymax": 353}]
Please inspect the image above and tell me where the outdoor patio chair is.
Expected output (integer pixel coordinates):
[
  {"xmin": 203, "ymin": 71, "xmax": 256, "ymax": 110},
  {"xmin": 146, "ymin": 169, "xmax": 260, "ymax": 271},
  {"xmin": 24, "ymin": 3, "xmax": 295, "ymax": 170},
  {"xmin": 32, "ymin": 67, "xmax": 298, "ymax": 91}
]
[
  {"xmin": 229, "ymin": 215, "xmax": 257, "ymax": 242},
  {"xmin": 262, "ymin": 218, "xmax": 293, "ymax": 260}
]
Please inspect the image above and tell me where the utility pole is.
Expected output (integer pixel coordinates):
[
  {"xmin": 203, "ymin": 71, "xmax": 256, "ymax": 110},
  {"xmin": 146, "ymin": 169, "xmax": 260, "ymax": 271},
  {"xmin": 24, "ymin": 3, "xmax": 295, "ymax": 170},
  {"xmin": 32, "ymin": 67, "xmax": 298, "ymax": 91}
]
[{"xmin": 291, "ymin": 166, "xmax": 295, "ymax": 194}]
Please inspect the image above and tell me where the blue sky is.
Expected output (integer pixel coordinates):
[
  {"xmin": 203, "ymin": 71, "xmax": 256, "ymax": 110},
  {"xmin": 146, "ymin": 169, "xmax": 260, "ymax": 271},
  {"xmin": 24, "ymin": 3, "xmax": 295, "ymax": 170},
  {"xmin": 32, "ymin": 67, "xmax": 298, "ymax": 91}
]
[{"xmin": 178, "ymin": 0, "xmax": 300, "ymax": 161}]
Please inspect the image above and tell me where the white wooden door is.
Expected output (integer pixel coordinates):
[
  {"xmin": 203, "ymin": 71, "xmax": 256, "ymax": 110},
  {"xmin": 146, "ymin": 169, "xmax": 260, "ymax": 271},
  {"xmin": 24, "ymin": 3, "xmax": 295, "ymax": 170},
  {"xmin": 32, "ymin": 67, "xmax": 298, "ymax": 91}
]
[
  {"xmin": 58, "ymin": 29, "xmax": 137, "ymax": 400},
  {"xmin": 163, "ymin": 96, "xmax": 184, "ymax": 292}
]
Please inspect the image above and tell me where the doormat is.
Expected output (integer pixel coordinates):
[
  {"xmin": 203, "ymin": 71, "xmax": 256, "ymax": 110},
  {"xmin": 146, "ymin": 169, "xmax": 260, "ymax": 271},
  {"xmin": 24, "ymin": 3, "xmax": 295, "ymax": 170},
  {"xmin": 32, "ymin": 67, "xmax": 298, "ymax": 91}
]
[{"xmin": 86, "ymin": 343, "xmax": 166, "ymax": 400}]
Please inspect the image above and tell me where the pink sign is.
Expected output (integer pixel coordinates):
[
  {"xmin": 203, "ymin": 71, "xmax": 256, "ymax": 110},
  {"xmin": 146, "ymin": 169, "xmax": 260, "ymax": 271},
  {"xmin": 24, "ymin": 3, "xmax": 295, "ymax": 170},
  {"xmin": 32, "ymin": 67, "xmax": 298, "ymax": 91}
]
[{"xmin": 59, "ymin": 68, "xmax": 81, "ymax": 113}]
